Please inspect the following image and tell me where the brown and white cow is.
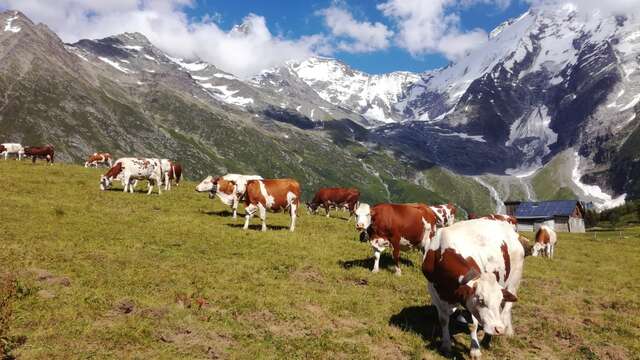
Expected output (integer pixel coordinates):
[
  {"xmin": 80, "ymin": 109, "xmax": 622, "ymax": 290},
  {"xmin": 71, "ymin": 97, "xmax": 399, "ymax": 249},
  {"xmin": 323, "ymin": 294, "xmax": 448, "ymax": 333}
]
[
  {"xmin": 167, "ymin": 161, "xmax": 183, "ymax": 187},
  {"xmin": 422, "ymin": 219, "xmax": 523, "ymax": 358},
  {"xmin": 1, "ymin": 143, "xmax": 24, "ymax": 160},
  {"xmin": 243, "ymin": 179, "xmax": 301, "ymax": 232},
  {"xmin": 355, "ymin": 203, "xmax": 438, "ymax": 275},
  {"xmin": 307, "ymin": 187, "xmax": 360, "ymax": 219},
  {"xmin": 24, "ymin": 145, "xmax": 54, "ymax": 164},
  {"xmin": 430, "ymin": 203, "xmax": 457, "ymax": 227},
  {"xmin": 533, "ymin": 225, "xmax": 557, "ymax": 258},
  {"xmin": 100, "ymin": 158, "xmax": 163, "ymax": 195},
  {"xmin": 84, "ymin": 152, "xmax": 113, "ymax": 168},
  {"xmin": 196, "ymin": 174, "xmax": 263, "ymax": 219}
]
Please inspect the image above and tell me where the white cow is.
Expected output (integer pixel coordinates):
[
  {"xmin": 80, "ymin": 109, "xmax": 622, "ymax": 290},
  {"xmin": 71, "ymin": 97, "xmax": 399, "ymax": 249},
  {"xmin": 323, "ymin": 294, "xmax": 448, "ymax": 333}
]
[
  {"xmin": 422, "ymin": 219, "xmax": 524, "ymax": 358},
  {"xmin": 196, "ymin": 174, "xmax": 263, "ymax": 219},
  {"xmin": 100, "ymin": 158, "xmax": 163, "ymax": 195},
  {"xmin": 0, "ymin": 143, "xmax": 24, "ymax": 160}
]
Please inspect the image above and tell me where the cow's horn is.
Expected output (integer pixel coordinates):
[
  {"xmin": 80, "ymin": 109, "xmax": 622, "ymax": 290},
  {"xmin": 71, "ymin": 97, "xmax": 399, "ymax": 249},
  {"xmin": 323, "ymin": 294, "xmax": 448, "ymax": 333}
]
[{"xmin": 460, "ymin": 268, "xmax": 480, "ymax": 285}]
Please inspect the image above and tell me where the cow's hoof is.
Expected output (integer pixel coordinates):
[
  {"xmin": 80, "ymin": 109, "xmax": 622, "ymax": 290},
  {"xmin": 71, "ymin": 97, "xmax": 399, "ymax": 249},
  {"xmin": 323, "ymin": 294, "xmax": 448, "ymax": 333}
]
[
  {"xmin": 371, "ymin": 268, "xmax": 379, "ymax": 273},
  {"xmin": 470, "ymin": 348, "xmax": 482, "ymax": 359},
  {"xmin": 480, "ymin": 335, "xmax": 492, "ymax": 349},
  {"xmin": 394, "ymin": 269, "xmax": 402, "ymax": 276},
  {"xmin": 439, "ymin": 344, "xmax": 452, "ymax": 357}
]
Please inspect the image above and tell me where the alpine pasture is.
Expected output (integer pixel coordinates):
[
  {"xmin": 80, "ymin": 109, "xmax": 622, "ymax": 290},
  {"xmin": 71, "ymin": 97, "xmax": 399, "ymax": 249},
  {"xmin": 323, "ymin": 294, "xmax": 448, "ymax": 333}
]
[{"xmin": 1, "ymin": 161, "xmax": 639, "ymax": 359}]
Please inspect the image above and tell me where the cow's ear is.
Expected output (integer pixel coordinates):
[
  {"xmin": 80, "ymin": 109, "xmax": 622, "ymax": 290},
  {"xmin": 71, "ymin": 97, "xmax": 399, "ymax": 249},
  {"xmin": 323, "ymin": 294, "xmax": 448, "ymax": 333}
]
[
  {"xmin": 460, "ymin": 268, "xmax": 480, "ymax": 285},
  {"xmin": 502, "ymin": 289, "xmax": 517, "ymax": 302}
]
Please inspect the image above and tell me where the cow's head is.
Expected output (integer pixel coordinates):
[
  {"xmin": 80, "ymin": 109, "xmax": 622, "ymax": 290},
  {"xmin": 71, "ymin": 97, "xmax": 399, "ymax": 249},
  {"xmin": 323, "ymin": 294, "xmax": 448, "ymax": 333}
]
[
  {"xmin": 99, "ymin": 175, "xmax": 112, "ymax": 190},
  {"xmin": 531, "ymin": 242, "xmax": 545, "ymax": 257},
  {"xmin": 195, "ymin": 176, "xmax": 214, "ymax": 193},
  {"xmin": 458, "ymin": 272, "xmax": 517, "ymax": 336},
  {"xmin": 0, "ymin": 145, "xmax": 6, "ymax": 153},
  {"xmin": 355, "ymin": 203, "xmax": 371, "ymax": 231},
  {"xmin": 306, "ymin": 201, "xmax": 320, "ymax": 214}
]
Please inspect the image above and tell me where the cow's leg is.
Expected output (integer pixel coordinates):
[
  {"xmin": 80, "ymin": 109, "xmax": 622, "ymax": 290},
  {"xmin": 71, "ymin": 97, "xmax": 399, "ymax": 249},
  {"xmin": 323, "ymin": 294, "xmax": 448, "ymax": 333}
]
[
  {"xmin": 290, "ymin": 202, "xmax": 297, "ymax": 232},
  {"xmin": 32, "ymin": 156, "xmax": 36, "ymax": 164},
  {"xmin": 371, "ymin": 242, "xmax": 384, "ymax": 273},
  {"xmin": 469, "ymin": 315, "xmax": 482, "ymax": 359},
  {"xmin": 392, "ymin": 245, "xmax": 402, "ymax": 276},
  {"xmin": 258, "ymin": 203, "xmax": 267, "ymax": 232},
  {"xmin": 232, "ymin": 197, "xmax": 239, "ymax": 220},
  {"xmin": 429, "ymin": 283, "xmax": 454, "ymax": 356},
  {"xmin": 501, "ymin": 300, "xmax": 515, "ymax": 336},
  {"xmin": 147, "ymin": 180, "xmax": 154, "ymax": 195},
  {"xmin": 157, "ymin": 177, "xmax": 162, "ymax": 195},
  {"xmin": 244, "ymin": 203, "xmax": 257, "ymax": 230},
  {"xmin": 324, "ymin": 202, "xmax": 331, "ymax": 218}
]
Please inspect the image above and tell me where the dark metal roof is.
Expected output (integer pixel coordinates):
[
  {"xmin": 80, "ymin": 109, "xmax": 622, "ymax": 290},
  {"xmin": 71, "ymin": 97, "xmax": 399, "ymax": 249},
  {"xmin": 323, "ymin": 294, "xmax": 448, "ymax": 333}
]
[{"xmin": 514, "ymin": 200, "xmax": 579, "ymax": 218}]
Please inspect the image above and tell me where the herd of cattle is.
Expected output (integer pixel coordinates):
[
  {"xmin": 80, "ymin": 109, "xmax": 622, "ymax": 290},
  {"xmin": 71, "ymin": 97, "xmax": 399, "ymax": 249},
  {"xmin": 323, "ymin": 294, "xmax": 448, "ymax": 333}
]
[{"xmin": 1, "ymin": 143, "xmax": 560, "ymax": 358}]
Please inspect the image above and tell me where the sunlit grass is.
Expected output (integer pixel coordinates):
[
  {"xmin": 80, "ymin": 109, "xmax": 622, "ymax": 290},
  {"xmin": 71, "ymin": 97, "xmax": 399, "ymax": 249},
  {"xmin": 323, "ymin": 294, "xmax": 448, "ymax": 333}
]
[{"xmin": 1, "ymin": 161, "xmax": 639, "ymax": 359}]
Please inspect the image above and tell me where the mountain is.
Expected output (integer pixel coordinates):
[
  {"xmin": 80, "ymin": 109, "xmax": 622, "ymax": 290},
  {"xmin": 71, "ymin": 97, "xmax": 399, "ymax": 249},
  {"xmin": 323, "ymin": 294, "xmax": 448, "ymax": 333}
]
[
  {"xmin": 0, "ymin": 10, "xmax": 441, "ymax": 205},
  {"xmin": 1, "ymin": 5, "xmax": 638, "ymax": 212}
]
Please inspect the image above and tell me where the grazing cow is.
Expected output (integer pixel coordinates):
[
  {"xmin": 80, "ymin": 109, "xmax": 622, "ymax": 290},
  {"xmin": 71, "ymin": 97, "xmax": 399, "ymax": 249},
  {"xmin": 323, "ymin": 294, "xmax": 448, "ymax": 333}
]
[
  {"xmin": 158, "ymin": 159, "xmax": 177, "ymax": 190},
  {"xmin": 84, "ymin": 152, "xmax": 113, "ymax": 168},
  {"xmin": 168, "ymin": 162, "xmax": 182, "ymax": 187},
  {"xmin": 422, "ymin": 219, "xmax": 523, "ymax": 358},
  {"xmin": 24, "ymin": 145, "xmax": 54, "ymax": 164},
  {"xmin": 243, "ymin": 179, "xmax": 301, "ymax": 232},
  {"xmin": 307, "ymin": 187, "xmax": 360, "ymax": 219},
  {"xmin": 355, "ymin": 203, "xmax": 438, "ymax": 275},
  {"xmin": 196, "ymin": 174, "xmax": 263, "ymax": 219},
  {"xmin": 430, "ymin": 203, "xmax": 457, "ymax": 227},
  {"xmin": 100, "ymin": 158, "xmax": 163, "ymax": 195},
  {"xmin": 533, "ymin": 225, "xmax": 557, "ymax": 258},
  {"xmin": 0, "ymin": 143, "xmax": 24, "ymax": 160}
]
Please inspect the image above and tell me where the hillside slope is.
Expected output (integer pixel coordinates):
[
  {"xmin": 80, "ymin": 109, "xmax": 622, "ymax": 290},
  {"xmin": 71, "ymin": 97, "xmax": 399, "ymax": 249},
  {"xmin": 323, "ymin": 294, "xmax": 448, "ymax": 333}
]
[{"xmin": 1, "ymin": 162, "xmax": 639, "ymax": 359}]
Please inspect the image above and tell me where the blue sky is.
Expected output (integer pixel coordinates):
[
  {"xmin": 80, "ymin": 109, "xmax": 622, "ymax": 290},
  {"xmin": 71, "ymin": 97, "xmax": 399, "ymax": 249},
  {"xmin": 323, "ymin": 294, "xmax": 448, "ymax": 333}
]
[
  {"xmin": 0, "ymin": 0, "xmax": 532, "ymax": 77},
  {"xmin": 186, "ymin": 0, "xmax": 530, "ymax": 74}
]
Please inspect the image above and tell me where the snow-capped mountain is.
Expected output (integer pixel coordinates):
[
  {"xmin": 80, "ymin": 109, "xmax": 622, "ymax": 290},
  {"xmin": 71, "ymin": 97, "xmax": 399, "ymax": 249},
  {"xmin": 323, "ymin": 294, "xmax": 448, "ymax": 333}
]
[{"xmin": 285, "ymin": 57, "xmax": 419, "ymax": 124}]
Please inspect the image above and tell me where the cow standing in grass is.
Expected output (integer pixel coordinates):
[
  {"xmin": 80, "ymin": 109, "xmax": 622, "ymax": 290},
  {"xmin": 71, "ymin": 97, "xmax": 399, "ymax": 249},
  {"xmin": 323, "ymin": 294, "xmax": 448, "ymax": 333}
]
[
  {"xmin": 422, "ymin": 219, "xmax": 523, "ymax": 358},
  {"xmin": 84, "ymin": 152, "xmax": 113, "ymax": 168},
  {"xmin": 24, "ymin": 145, "xmax": 54, "ymax": 164},
  {"xmin": 430, "ymin": 203, "xmax": 457, "ymax": 228},
  {"xmin": 243, "ymin": 179, "xmax": 301, "ymax": 232},
  {"xmin": 533, "ymin": 225, "xmax": 557, "ymax": 258},
  {"xmin": 1, "ymin": 143, "xmax": 24, "ymax": 160},
  {"xmin": 307, "ymin": 187, "xmax": 360, "ymax": 220},
  {"xmin": 355, "ymin": 203, "xmax": 438, "ymax": 275},
  {"xmin": 196, "ymin": 174, "xmax": 263, "ymax": 219},
  {"xmin": 100, "ymin": 158, "xmax": 163, "ymax": 195},
  {"xmin": 159, "ymin": 159, "xmax": 183, "ymax": 190}
]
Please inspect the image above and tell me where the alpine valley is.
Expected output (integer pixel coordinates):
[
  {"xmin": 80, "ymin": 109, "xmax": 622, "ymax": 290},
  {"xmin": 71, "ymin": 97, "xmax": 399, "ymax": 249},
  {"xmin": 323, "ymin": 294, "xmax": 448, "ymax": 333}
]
[{"xmin": 1, "ymin": 3, "xmax": 638, "ymax": 213}]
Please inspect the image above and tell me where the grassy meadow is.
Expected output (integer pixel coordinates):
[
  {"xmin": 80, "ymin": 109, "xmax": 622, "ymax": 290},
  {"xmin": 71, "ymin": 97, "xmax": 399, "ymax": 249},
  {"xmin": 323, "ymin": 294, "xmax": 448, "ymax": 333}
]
[{"xmin": 1, "ymin": 161, "xmax": 639, "ymax": 359}]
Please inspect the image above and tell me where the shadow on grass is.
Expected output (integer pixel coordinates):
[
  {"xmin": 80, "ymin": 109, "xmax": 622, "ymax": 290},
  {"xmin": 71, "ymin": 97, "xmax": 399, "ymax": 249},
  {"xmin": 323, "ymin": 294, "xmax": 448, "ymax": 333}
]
[
  {"xmin": 202, "ymin": 210, "xmax": 235, "ymax": 217},
  {"xmin": 226, "ymin": 223, "xmax": 291, "ymax": 231},
  {"xmin": 389, "ymin": 305, "xmax": 471, "ymax": 358},
  {"xmin": 338, "ymin": 252, "xmax": 414, "ymax": 271}
]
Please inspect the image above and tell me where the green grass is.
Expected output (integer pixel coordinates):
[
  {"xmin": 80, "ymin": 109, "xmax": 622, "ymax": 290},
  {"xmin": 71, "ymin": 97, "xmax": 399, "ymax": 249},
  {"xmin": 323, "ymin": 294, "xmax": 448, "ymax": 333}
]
[{"xmin": 1, "ymin": 161, "xmax": 640, "ymax": 359}]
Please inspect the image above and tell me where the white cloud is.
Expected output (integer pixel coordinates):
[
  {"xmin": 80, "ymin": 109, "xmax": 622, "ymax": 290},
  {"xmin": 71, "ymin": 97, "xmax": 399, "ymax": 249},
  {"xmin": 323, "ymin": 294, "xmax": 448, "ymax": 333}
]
[
  {"xmin": 378, "ymin": 0, "xmax": 490, "ymax": 60},
  {"xmin": 0, "ymin": 0, "xmax": 329, "ymax": 78},
  {"xmin": 318, "ymin": 5, "xmax": 393, "ymax": 53}
]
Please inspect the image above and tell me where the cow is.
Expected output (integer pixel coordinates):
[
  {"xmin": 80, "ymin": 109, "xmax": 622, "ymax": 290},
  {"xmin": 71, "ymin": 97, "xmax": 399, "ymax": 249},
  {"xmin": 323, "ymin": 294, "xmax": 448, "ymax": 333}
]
[
  {"xmin": 196, "ymin": 174, "xmax": 263, "ymax": 219},
  {"xmin": 167, "ymin": 161, "xmax": 183, "ymax": 187},
  {"xmin": 533, "ymin": 225, "xmax": 557, "ymax": 258},
  {"xmin": 430, "ymin": 203, "xmax": 457, "ymax": 227},
  {"xmin": 84, "ymin": 152, "xmax": 113, "ymax": 168},
  {"xmin": 159, "ymin": 159, "xmax": 182, "ymax": 190},
  {"xmin": 100, "ymin": 158, "xmax": 163, "ymax": 195},
  {"xmin": 24, "ymin": 145, "xmax": 54, "ymax": 164},
  {"xmin": 422, "ymin": 219, "xmax": 524, "ymax": 358},
  {"xmin": 355, "ymin": 203, "xmax": 438, "ymax": 276},
  {"xmin": 0, "ymin": 143, "xmax": 24, "ymax": 160},
  {"xmin": 306, "ymin": 187, "xmax": 360, "ymax": 219},
  {"xmin": 243, "ymin": 179, "xmax": 301, "ymax": 232}
]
